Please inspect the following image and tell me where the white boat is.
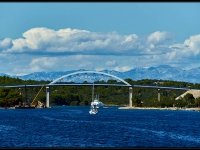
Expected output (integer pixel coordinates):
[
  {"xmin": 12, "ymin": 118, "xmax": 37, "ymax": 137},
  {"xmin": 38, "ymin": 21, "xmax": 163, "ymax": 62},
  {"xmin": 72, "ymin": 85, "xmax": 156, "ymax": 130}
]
[
  {"xmin": 89, "ymin": 98, "xmax": 99, "ymax": 115},
  {"xmin": 89, "ymin": 106, "xmax": 98, "ymax": 114},
  {"xmin": 89, "ymin": 109, "xmax": 97, "ymax": 114},
  {"xmin": 89, "ymin": 84, "xmax": 104, "ymax": 115},
  {"xmin": 91, "ymin": 95, "xmax": 104, "ymax": 109}
]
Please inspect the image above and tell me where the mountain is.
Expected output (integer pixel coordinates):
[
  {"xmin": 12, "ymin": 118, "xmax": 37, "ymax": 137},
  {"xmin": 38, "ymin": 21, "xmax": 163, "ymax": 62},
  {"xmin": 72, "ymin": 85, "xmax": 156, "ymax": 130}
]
[
  {"xmin": 1, "ymin": 65, "xmax": 200, "ymax": 83},
  {"xmin": 175, "ymin": 67, "xmax": 200, "ymax": 83},
  {"xmin": 123, "ymin": 65, "xmax": 182, "ymax": 81},
  {"xmin": 17, "ymin": 71, "xmax": 73, "ymax": 81},
  {"xmin": 0, "ymin": 73, "xmax": 10, "ymax": 77}
]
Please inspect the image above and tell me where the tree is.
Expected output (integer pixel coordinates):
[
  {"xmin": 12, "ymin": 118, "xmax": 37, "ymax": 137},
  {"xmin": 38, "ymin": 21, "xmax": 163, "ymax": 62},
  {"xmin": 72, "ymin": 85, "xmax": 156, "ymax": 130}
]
[
  {"xmin": 174, "ymin": 98, "xmax": 187, "ymax": 108},
  {"xmin": 183, "ymin": 93, "xmax": 195, "ymax": 108},
  {"xmin": 195, "ymin": 97, "xmax": 200, "ymax": 107}
]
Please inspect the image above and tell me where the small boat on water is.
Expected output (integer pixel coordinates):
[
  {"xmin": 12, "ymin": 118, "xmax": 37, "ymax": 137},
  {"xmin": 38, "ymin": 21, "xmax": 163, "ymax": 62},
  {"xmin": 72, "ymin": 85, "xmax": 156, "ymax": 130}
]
[
  {"xmin": 91, "ymin": 95, "xmax": 104, "ymax": 109},
  {"xmin": 89, "ymin": 105, "xmax": 98, "ymax": 115},
  {"xmin": 89, "ymin": 84, "xmax": 104, "ymax": 115}
]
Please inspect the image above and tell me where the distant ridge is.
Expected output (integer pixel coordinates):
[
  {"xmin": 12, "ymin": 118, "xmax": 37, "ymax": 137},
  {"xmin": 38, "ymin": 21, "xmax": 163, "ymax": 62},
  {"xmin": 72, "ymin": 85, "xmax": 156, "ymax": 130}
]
[
  {"xmin": 1, "ymin": 65, "xmax": 200, "ymax": 83},
  {"xmin": 0, "ymin": 73, "xmax": 10, "ymax": 77}
]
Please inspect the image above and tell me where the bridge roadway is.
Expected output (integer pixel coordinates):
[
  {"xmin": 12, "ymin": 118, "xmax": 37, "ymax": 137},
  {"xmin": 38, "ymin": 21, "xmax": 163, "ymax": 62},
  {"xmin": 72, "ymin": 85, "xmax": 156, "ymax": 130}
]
[{"xmin": 0, "ymin": 83, "xmax": 194, "ymax": 90}]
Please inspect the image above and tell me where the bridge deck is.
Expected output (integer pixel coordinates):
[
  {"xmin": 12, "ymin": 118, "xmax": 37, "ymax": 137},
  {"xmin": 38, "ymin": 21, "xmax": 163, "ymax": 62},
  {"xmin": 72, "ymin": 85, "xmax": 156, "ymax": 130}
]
[{"xmin": 0, "ymin": 83, "xmax": 195, "ymax": 90}]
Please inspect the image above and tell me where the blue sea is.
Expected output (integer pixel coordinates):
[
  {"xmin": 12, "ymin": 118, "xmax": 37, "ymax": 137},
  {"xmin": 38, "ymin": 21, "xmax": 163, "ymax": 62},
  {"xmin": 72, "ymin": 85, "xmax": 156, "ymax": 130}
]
[{"xmin": 0, "ymin": 106, "xmax": 200, "ymax": 148}]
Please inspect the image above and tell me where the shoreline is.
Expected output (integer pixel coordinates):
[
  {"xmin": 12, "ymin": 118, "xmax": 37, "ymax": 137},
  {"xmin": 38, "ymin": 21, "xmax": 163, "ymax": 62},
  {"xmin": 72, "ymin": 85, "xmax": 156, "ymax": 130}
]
[
  {"xmin": 1, "ymin": 105, "xmax": 200, "ymax": 112},
  {"xmin": 118, "ymin": 106, "xmax": 200, "ymax": 111}
]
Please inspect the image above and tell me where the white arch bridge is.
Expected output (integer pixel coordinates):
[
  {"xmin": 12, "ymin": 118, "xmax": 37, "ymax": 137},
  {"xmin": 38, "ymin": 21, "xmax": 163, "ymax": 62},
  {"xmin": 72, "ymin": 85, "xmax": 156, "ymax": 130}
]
[
  {"xmin": 46, "ymin": 71, "xmax": 133, "ymax": 108},
  {"xmin": 0, "ymin": 71, "xmax": 133, "ymax": 108},
  {"xmin": 0, "ymin": 70, "xmax": 193, "ymax": 108}
]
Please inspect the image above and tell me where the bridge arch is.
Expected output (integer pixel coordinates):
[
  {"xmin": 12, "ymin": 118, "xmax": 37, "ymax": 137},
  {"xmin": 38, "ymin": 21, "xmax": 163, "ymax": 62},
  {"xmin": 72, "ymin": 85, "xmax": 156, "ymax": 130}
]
[
  {"xmin": 49, "ymin": 70, "xmax": 131, "ymax": 86},
  {"xmin": 46, "ymin": 71, "xmax": 132, "ymax": 108}
]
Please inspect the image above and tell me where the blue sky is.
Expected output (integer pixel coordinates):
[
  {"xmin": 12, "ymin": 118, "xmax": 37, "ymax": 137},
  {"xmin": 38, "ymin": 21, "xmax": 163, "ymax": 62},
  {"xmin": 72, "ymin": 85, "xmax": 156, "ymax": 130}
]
[{"xmin": 0, "ymin": 2, "xmax": 200, "ymax": 75}]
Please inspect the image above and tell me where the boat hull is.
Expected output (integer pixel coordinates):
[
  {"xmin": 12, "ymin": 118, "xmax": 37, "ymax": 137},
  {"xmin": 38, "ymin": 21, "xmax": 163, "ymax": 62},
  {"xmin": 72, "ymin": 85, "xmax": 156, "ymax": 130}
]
[{"xmin": 89, "ymin": 109, "xmax": 98, "ymax": 114}]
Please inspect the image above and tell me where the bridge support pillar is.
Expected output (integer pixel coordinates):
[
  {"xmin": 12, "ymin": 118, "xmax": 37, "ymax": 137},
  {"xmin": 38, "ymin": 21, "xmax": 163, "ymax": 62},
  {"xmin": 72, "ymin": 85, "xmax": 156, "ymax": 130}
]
[
  {"xmin": 129, "ymin": 87, "xmax": 133, "ymax": 107},
  {"xmin": 46, "ymin": 86, "xmax": 50, "ymax": 108},
  {"xmin": 158, "ymin": 89, "xmax": 160, "ymax": 102}
]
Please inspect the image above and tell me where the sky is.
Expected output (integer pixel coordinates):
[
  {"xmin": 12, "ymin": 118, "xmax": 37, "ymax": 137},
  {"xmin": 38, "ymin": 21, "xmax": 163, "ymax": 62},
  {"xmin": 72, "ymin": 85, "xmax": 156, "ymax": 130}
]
[{"xmin": 0, "ymin": 2, "xmax": 200, "ymax": 75}]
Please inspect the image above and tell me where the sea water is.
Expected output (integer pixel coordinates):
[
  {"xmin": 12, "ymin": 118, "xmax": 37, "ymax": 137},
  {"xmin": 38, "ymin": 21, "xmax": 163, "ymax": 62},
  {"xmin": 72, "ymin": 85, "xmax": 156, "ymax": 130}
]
[{"xmin": 0, "ymin": 106, "xmax": 200, "ymax": 148}]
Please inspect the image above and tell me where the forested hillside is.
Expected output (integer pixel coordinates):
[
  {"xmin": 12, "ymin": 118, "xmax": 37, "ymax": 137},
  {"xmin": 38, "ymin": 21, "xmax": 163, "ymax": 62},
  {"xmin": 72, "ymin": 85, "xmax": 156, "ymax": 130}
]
[{"xmin": 0, "ymin": 76, "xmax": 200, "ymax": 108}]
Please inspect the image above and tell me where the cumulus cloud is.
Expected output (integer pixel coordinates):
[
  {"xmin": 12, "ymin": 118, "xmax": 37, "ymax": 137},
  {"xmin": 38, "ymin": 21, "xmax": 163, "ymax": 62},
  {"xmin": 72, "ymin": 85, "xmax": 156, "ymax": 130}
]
[
  {"xmin": 146, "ymin": 31, "xmax": 172, "ymax": 52},
  {"xmin": 0, "ymin": 38, "xmax": 13, "ymax": 50},
  {"xmin": 167, "ymin": 34, "xmax": 200, "ymax": 59},
  {"xmin": 29, "ymin": 57, "xmax": 58, "ymax": 72},
  {"xmin": 1, "ymin": 27, "xmax": 200, "ymax": 75},
  {"xmin": 25, "ymin": 55, "xmax": 98, "ymax": 73},
  {"xmin": 147, "ymin": 31, "xmax": 171, "ymax": 45},
  {"xmin": 1, "ymin": 28, "xmax": 178, "ymax": 57},
  {"xmin": 3, "ymin": 27, "xmax": 140, "ymax": 55},
  {"xmin": 184, "ymin": 34, "xmax": 200, "ymax": 55}
]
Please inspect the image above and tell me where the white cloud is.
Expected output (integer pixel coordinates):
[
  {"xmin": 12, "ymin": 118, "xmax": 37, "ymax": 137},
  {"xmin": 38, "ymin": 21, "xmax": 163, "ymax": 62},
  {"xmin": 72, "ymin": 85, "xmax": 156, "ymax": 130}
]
[
  {"xmin": 1, "ymin": 27, "xmax": 200, "ymax": 75},
  {"xmin": 26, "ymin": 55, "xmax": 97, "ymax": 73},
  {"xmin": 3, "ymin": 27, "xmax": 139, "ymax": 55},
  {"xmin": 184, "ymin": 34, "xmax": 200, "ymax": 55},
  {"xmin": 9, "ymin": 55, "xmax": 135, "ymax": 74},
  {"xmin": 29, "ymin": 57, "xmax": 58, "ymax": 72},
  {"xmin": 0, "ymin": 38, "xmax": 13, "ymax": 50},
  {"xmin": 114, "ymin": 66, "xmax": 132, "ymax": 72},
  {"xmin": 167, "ymin": 34, "xmax": 200, "ymax": 59},
  {"xmin": 146, "ymin": 31, "xmax": 172, "ymax": 52},
  {"xmin": 1, "ymin": 28, "xmax": 177, "ymax": 58},
  {"xmin": 147, "ymin": 31, "xmax": 170, "ymax": 45}
]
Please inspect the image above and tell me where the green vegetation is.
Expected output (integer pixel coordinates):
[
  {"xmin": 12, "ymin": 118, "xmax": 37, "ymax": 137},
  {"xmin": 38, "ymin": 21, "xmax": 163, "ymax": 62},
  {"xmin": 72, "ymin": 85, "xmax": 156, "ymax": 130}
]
[{"xmin": 0, "ymin": 76, "xmax": 200, "ymax": 108}]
